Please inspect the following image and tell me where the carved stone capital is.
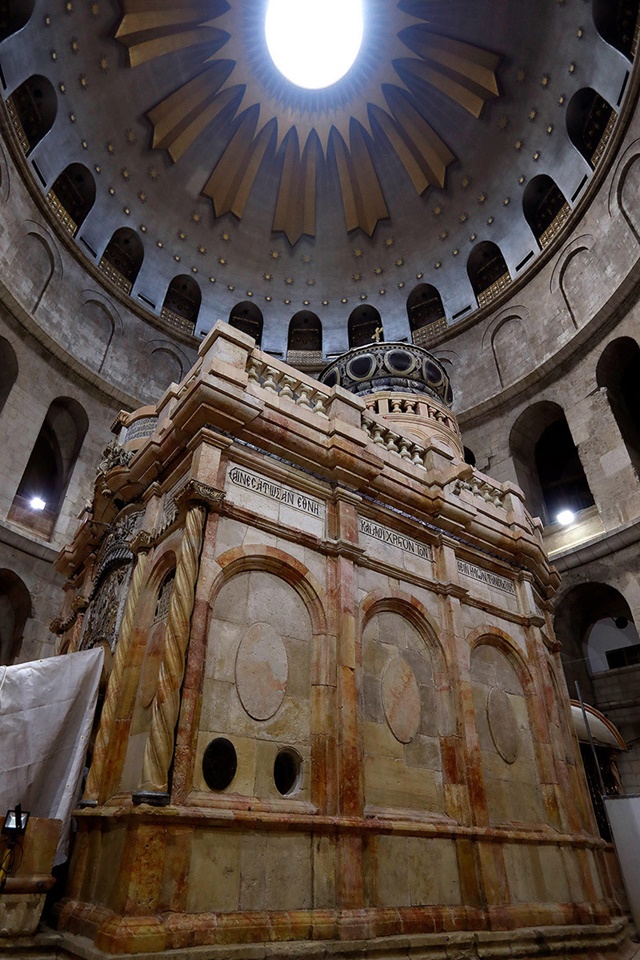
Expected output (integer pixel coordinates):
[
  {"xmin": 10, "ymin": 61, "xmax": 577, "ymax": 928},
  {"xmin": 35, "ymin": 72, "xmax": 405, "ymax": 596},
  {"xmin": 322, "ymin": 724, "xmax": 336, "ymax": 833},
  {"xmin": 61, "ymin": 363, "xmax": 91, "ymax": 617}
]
[
  {"xmin": 72, "ymin": 595, "xmax": 90, "ymax": 614},
  {"xmin": 130, "ymin": 530, "xmax": 154, "ymax": 555},
  {"xmin": 176, "ymin": 479, "xmax": 226, "ymax": 511}
]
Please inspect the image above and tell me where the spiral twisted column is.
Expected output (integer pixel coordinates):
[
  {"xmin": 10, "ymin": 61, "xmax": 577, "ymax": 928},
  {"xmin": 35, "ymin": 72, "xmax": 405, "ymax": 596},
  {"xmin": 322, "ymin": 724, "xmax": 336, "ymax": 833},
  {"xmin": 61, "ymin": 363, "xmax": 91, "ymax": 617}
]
[
  {"xmin": 81, "ymin": 533, "xmax": 152, "ymax": 805},
  {"xmin": 137, "ymin": 499, "xmax": 207, "ymax": 801}
]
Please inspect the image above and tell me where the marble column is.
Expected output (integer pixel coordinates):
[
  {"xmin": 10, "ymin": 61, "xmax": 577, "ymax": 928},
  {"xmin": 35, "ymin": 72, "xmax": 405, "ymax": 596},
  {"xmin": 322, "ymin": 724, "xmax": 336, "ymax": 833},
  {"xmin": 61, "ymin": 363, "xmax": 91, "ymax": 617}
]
[{"xmin": 81, "ymin": 532, "xmax": 153, "ymax": 805}]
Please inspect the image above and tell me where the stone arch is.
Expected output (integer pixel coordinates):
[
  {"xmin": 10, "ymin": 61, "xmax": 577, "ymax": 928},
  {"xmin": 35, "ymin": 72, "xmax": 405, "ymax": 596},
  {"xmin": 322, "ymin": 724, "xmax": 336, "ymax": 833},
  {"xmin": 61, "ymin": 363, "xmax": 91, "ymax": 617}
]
[
  {"xmin": 0, "ymin": 138, "xmax": 10, "ymax": 204},
  {"xmin": 406, "ymin": 283, "xmax": 446, "ymax": 345},
  {"xmin": 360, "ymin": 591, "xmax": 453, "ymax": 814},
  {"xmin": 211, "ymin": 544, "xmax": 327, "ymax": 635},
  {"xmin": 162, "ymin": 275, "xmax": 201, "ymax": 334},
  {"xmin": 467, "ymin": 240, "xmax": 511, "ymax": 307},
  {"xmin": 75, "ymin": 292, "xmax": 122, "ymax": 373},
  {"xmin": 228, "ymin": 301, "xmax": 263, "ymax": 346},
  {"xmin": 12, "ymin": 227, "xmax": 60, "ymax": 311},
  {"xmin": 509, "ymin": 399, "xmax": 594, "ymax": 524},
  {"xmin": 566, "ymin": 87, "xmax": 616, "ymax": 169},
  {"xmin": 0, "ymin": 0, "xmax": 35, "ymax": 41},
  {"xmin": 8, "ymin": 75, "xmax": 57, "ymax": 152},
  {"xmin": 596, "ymin": 335, "xmax": 640, "ymax": 473},
  {"xmin": 100, "ymin": 227, "xmax": 144, "ymax": 294},
  {"xmin": 287, "ymin": 310, "xmax": 322, "ymax": 361},
  {"xmin": 551, "ymin": 235, "xmax": 597, "ymax": 329},
  {"xmin": 348, "ymin": 304, "xmax": 382, "ymax": 348},
  {"xmin": 593, "ymin": 0, "xmax": 639, "ymax": 59},
  {"xmin": 49, "ymin": 163, "xmax": 96, "ymax": 234},
  {"xmin": 491, "ymin": 315, "xmax": 533, "ymax": 388},
  {"xmin": 467, "ymin": 628, "xmax": 546, "ymax": 826},
  {"xmin": 142, "ymin": 341, "xmax": 187, "ymax": 399},
  {"xmin": 0, "ymin": 336, "xmax": 18, "ymax": 416},
  {"xmin": 523, "ymin": 174, "xmax": 569, "ymax": 248},
  {"xmin": 200, "ymin": 546, "xmax": 327, "ymax": 804},
  {"xmin": 9, "ymin": 396, "xmax": 89, "ymax": 538},
  {"xmin": 0, "ymin": 569, "xmax": 33, "ymax": 665},
  {"xmin": 609, "ymin": 142, "xmax": 640, "ymax": 243}
]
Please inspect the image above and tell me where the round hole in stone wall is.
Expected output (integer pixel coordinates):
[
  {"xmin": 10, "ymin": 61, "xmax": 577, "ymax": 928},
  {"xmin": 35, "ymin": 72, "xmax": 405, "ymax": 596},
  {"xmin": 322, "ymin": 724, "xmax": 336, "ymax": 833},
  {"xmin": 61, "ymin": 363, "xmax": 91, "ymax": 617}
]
[
  {"xmin": 202, "ymin": 737, "xmax": 237, "ymax": 791},
  {"xmin": 273, "ymin": 747, "xmax": 302, "ymax": 796}
]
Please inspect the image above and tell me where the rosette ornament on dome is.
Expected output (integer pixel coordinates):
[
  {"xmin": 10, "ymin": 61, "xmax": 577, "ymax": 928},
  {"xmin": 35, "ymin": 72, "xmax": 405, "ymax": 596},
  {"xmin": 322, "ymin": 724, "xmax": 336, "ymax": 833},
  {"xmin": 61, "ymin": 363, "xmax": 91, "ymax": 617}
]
[{"xmin": 116, "ymin": 0, "xmax": 500, "ymax": 244}]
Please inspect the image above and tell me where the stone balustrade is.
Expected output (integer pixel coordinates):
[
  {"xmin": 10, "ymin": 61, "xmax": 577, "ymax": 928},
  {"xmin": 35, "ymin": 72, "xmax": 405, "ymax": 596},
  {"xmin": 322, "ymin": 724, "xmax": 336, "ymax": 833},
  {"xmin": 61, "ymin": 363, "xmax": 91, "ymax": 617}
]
[
  {"xmin": 247, "ymin": 355, "xmax": 330, "ymax": 418},
  {"xmin": 364, "ymin": 394, "xmax": 461, "ymax": 436},
  {"xmin": 361, "ymin": 413, "xmax": 428, "ymax": 468},
  {"xmin": 453, "ymin": 473, "xmax": 506, "ymax": 509}
]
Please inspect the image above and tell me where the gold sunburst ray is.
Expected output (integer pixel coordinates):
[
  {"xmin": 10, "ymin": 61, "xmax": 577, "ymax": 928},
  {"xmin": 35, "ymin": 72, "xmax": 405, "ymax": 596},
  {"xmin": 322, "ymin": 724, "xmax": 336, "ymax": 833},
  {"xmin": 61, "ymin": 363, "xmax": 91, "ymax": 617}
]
[{"xmin": 116, "ymin": 0, "xmax": 501, "ymax": 242}]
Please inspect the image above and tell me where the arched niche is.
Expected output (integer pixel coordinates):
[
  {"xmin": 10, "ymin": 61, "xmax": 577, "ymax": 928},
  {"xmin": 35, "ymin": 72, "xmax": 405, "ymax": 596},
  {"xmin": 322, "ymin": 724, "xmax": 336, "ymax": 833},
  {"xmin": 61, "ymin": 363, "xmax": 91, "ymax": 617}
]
[
  {"xmin": 7, "ymin": 75, "xmax": 57, "ymax": 153},
  {"xmin": 0, "ymin": 570, "xmax": 32, "ymax": 666},
  {"xmin": 0, "ymin": 337, "xmax": 18, "ymax": 416},
  {"xmin": 567, "ymin": 88, "xmax": 617, "ymax": 168},
  {"xmin": 467, "ymin": 241, "xmax": 511, "ymax": 307},
  {"xmin": 469, "ymin": 640, "xmax": 545, "ymax": 826},
  {"xmin": 0, "ymin": 0, "xmax": 35, "ymax": 40},
  {"xmin": 287, "ymin": 310, "xmax": 322, "ymax": 362},
  {"xmin": 199, "ymin": 567, "xmax": 314, "ymax": 802},
  {"xmin": 406, "ymin": 283, "xmax": 446, "ymax": 346},
  {"xmin": 48, "ymin": 163, "xmax": 96, "ymax": 236},
  {"xmin": 523, "ymin": 174, "xmax": 570, "ymax": 248},
  {"xmin": 593, "ymin": 0, "xmax": 639, "ymax": 59},
  {"xmin": 491, "ymin": 315, "xmax": 533, "ymax": 387},
  {"xmin": 143, "ymin": 343, "xmax": 185, "ymax": 399},
  {"xmin": 348, "ymin": 304, "xmax": 383, "ymax": 348},
  {"xmin": 509, "ymin": 401, "xmax": 594, "ymax": 525},
  {"xmin": 13, "ymin": 231, "xmax": 56, "ymax": 311},
  {"xmin": 9, "ymin": 396, "xmax": 89, "ymax": 539},
  {"xmin": 99, "ymin": 227, "xmax": 144, "ymax": 294},
  {"xmin": 228, "ymin": 301, "xmax": 263, "ymax": 346},
  {"xmin": 74, "ymin": 297, "xmax": 117, "ymax": 373},
  {"xmin": 463, "ymin": 447, "xmax": 476, "ymax": 467},
  {"xmin": 597, "ymin": 336, "xmax": 640, "ymax": 473},
  {"xmin": 161, "ymin": 275, "xmax": 201, "ymax": 334}
]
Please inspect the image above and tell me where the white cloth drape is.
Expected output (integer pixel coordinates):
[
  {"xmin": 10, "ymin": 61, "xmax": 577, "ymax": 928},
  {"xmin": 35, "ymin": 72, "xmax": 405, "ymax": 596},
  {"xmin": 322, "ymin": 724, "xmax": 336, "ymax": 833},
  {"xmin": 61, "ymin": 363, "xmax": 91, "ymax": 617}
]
[{"xmin": 0, "ymin": 648, "xmax": 103, "ymax": 864}]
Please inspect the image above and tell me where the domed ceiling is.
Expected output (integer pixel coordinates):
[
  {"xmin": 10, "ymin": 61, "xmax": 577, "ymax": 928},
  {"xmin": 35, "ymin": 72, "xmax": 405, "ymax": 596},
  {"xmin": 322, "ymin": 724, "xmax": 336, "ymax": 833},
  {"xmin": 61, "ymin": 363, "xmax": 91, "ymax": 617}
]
[{"xmin": 0, "ymin": 0, "xmax": 635, "ymax": 350}]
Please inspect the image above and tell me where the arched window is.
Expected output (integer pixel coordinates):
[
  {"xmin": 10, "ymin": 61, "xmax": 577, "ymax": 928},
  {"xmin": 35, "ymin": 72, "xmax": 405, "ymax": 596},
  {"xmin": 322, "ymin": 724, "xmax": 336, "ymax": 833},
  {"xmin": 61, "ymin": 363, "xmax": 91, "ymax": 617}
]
[
  {"xmin": 523, "ymin": 175, "xmax": 570, "ymax": 248},
  {"xmin": 0, "ymin": 0, "xmax": 35, "ymax": 41},
  {"xmin": 287, "ymin": 311, "xmax": 322, "ymax": 364},
  {"xmin": 406, "ymin": 284, "xmax": 446, "ymax": 345},
  {"xmin": 0, "ymin": 337, "xmax": 18, "ymax": 416},
  {"xmin": 593, "ymin": 0, "xmax": 640, "ymax": 59},
  {"xmin": 0, "ymin": 570, "xmax": 32, "ymax": 666},
  {"xmin": 467, "ymin": 241, "xmax": 511, "ymax": 307},
  {"xmin": 348, "ymin": 305, "xmax": 383, "ymax": 349},
  {"xmin": 99, "ymin": 227, "xmax": 144, "ymax": 294},
  {"xmin": 567, "ymin": 88, "xmax": 617, "ymax": 168},
  {"xmin": 597, "ymin": 337, "xmax": 640, "ymax": 473},
  {"xmin": 8, "ymin": 397, "xmax": 88, "ymax": 539},
  {"xmin": 161, "ymin": 275, "xmax": 201, "ymax": 335},
  {"xmin": 47, "ymin": 163, "xmax": 96, "ymax": 237},
  {"xmin": 463, "ymin": 447, "xmax": 476, "ymax": 467},
  {"xmin": 228, "ymin": 301, "xmax": 263, "ymax": 346},
  {"xmin": 510, "ymin": 401, "xmax": 594, "ymax": 525},
  {"xmin": 7, "ymin": 75, "xmax": 57, "ymax": 153}
]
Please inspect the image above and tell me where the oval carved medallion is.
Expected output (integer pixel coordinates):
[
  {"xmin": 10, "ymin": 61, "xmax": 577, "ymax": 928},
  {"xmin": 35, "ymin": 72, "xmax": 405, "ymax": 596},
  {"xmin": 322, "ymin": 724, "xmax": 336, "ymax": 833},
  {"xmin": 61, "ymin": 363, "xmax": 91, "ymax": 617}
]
[
  {"xmin": 381, "ymin": 657, "xmax": 421, "ymax": 744},
  {"xmin": 235, "ymin": 622, "xmax": 288, "ymax": 721},
  {"xmin": 487, "ymin": 686, "xmax": 520, "ymax": 764}
]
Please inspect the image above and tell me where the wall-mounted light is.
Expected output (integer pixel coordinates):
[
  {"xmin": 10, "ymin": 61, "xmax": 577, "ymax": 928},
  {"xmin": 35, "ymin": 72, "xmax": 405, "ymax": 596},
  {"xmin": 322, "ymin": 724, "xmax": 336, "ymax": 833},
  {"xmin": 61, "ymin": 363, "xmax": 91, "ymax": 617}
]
[
  {"xmin": 1, "ymin": 804, "xmax": 30, "ymax": 891},
  {"xmin": 29, "ymin": 496, "xmax": 46, "ymax": 511},
  {"xmin": 556, "ymin": 509, "xmax": 575, "ymax": 526}
]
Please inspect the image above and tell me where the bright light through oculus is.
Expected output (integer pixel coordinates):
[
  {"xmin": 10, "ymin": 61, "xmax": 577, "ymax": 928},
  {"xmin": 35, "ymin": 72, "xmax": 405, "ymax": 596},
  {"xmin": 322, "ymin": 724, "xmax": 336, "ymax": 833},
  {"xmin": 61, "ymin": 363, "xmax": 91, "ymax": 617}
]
[
  {"xmin": 30, "ymin": 497, "xmax": 46, "ymax": 511},
  {"xmin": 556, "ymin": 509, "xmax": 575, "ymax": 526},
  {"xmin": 265, "ymin": 0, "xmax": 364, "ymax": 90}
]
